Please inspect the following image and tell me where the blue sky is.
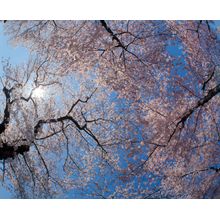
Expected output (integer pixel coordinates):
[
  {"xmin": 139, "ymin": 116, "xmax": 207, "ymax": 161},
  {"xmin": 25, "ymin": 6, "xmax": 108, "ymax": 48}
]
[{"xmin": 0, "ymin": 24, "xmax": 29, "ymax": 66}]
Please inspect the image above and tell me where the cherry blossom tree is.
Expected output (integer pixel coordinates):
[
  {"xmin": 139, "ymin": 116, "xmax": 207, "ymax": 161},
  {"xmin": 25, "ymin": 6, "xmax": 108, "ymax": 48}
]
[
  {"xmin": 1, "ymin": 20, "xmax": 219, "ymax": 198},
  {"xmin": 0, "ymin": 57, "xmax": 121, "ymax": 198}
]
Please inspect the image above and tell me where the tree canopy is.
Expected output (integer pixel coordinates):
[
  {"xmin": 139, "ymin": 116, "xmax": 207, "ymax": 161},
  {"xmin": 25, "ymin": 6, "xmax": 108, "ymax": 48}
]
[{"xmin": 0, "ymin": 20, "xmax": 219, "ymax": 198}]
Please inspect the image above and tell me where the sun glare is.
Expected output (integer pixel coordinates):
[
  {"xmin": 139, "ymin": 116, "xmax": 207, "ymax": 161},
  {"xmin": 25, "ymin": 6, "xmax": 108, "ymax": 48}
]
[{"xmin": 33, "ymin": 86, "xmax": 45, "ymax": 98}]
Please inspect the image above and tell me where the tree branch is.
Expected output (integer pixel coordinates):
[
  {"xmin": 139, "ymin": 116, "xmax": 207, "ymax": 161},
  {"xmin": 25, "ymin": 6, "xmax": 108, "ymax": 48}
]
[
  {"xmin": 0, "ymin": 87, "xmax": 13, "ymax": 134},
  {"xmin": 168, "ymin": 83, "xmax": 220, "ymax": 143}
]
